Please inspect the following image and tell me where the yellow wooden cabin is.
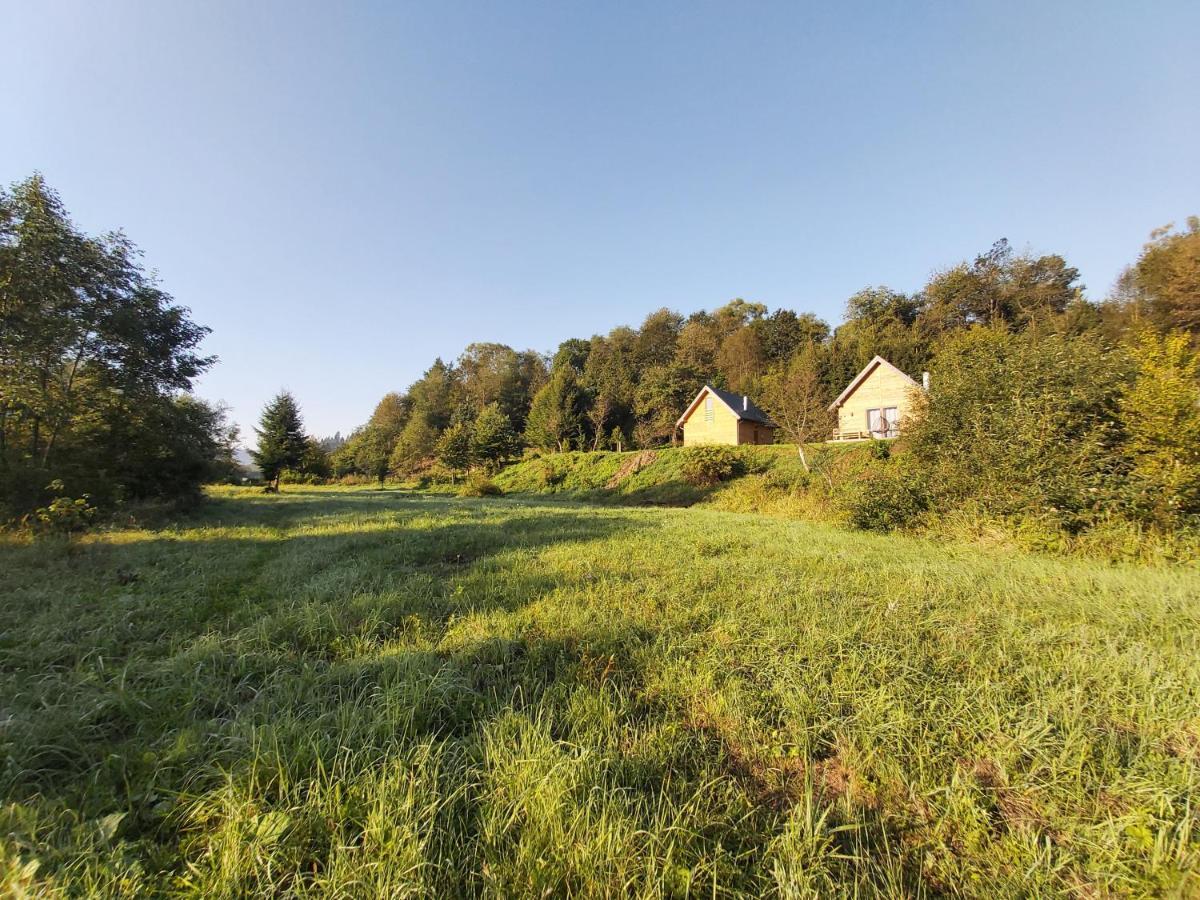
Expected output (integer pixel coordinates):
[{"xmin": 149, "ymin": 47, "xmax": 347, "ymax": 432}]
[
  {"xmin": 676, "ymin": 385, "xmax": 777, "ymax": 446},
  {"xmin": 828, "ymin": 355, "xmax": 928, "ymax": 441}
]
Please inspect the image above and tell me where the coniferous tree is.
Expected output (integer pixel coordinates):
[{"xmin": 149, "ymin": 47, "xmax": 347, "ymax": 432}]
[{"xmin": 251, "ymin": 391, "xmax": 308, "ymax": 490}]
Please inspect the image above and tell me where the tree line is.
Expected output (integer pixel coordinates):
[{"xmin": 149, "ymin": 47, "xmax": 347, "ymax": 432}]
[
  {"xmin": 4, "ymin": 171, "xmax": 1196, "ymax": 536},
  {"xmin": 268, "ymin": 221, "xmax": 1198, "ymax": 490}
]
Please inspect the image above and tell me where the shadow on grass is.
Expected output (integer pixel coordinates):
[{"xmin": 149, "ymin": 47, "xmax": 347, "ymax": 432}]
[
  {"xmin": 0, "ymin": 489, "xmax": 927, "ymax": 895},
  {"xmin": 0, "ymin": 496, "xmax": 655, "ymax": 783}
]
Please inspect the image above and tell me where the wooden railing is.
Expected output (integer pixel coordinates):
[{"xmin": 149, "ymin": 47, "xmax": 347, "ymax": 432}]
[{"xmin": 829, "ymin": 429, "xmax": 900, "ymax": 442}]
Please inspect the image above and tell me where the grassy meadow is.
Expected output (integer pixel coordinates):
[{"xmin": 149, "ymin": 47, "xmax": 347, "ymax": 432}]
[{"xmin": 1, "ymin": 485, "xmax": 1198, "ymax": 897}]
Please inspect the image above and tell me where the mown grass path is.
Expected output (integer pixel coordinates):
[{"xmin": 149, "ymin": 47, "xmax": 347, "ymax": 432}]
[{"xmin": 2, "ymin": 486, "xmax": 1198, "ymax": 897}]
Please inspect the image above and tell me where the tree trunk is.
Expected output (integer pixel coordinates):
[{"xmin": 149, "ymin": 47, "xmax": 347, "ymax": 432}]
[
  {"xmin": 42, "ymin": 342, "xmax": 89, "ymax": 469},
  {"xmin": 797, "ymin": 441, "xmax": 810, "ymax": 474}
]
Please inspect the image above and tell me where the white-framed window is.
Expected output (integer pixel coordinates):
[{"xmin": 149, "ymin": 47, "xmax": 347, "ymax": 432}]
[{"xmin": 704, "ymin": 395, "xmax": 714, "ymax": 422}]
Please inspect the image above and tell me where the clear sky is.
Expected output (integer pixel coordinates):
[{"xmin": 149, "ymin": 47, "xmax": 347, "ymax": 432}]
[{"xmin": 6, "ymin": 1, "xmax": 1198, "ymax": 442}]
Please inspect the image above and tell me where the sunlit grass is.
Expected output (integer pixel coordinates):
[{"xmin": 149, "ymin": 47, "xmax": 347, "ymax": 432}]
[{"xmin": 1, "ymin": 485, "xmax": 1197, "ymax": 896}]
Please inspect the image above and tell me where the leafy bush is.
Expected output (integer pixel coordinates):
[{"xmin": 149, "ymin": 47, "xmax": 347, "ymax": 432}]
[
  {"xmin": 762, "ymin": 465, "xmax": 811, "ymax": 493},
  {"xmin": 842, "ymin": 466, "xmax": 929, "ymax": 532},
  {"xmin": 907, "ymin": 327, "xmax": 1125, "ymax": 531},
  {"xmin": 279, "ymin": 470, "xmax": 328, "ymax": 485},
  {"xmin": 21, "ymin": 482, "xmax": 97, "ymax": 535},
  {"xmin": 460, "ymin": 473, "xmax": 503, "ymax": 497},
  {"xmin": 1117, "ymin": 329, "xmax": 1200, "ymax": 528},
  {"xmin": 680, "ymin": 446, "xmax": 744, "ymax": 486}
]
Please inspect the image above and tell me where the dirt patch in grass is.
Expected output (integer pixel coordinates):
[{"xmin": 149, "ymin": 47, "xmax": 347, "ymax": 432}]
[
  {"xmin": 963, "ymin": 757, "xmax": 1057, "ymax": 840},
  {"xmin": 1163, "ymin": 724, "xmax": 1200, "ymax": 761},
  {"xmin": 684, "ymin": 712, "xmax": 878, "ymax": 813},
  {"xmin": 606, "ymin": 451, "xmax": 658, "ymax": 489}
]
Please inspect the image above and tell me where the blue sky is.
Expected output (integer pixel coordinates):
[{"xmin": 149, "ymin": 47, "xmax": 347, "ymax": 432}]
[{"xmin": 6, "ymin": 1, "xmax": 1198, "ymax": 442}]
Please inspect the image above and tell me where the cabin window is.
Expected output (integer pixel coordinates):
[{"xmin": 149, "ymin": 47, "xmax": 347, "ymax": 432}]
[
  {"xmin": 868, "ymin": 407, "xmax": 899, "ymax": 438},
  {"xmin": 704, "ymin": 396, "xmax": 714, "ymax": 423}
]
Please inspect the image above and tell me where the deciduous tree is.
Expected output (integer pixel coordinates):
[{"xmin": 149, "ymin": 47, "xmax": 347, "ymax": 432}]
[
  {"xmin": 471, "ymin": 403, "xmax": 519, "ymax": 471},
  {"xmin": 525, "ymin": 366, "xmax": 583, "ymax": 452},
  {"xmin": 760, "ymin": 347, "xmax": 833, "ymax": 472}
]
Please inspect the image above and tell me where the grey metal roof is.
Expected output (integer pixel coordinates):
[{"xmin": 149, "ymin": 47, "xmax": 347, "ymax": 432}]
[{"xmin": 704, "ymin": 385, "xmax": 776, "ymax": 426}]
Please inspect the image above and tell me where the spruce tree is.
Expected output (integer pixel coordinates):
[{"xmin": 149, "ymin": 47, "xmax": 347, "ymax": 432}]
[{"xmin": 251, "ymin": 391, "xmax": 308, "ymax": 490}]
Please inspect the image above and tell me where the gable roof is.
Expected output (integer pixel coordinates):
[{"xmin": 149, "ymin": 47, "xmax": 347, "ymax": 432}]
[
  {"xmin": 828, "ymin": 356, "xmax": 920, "ymax": 411},
  {"xmin": 676, "ymin": 384, "xmax": 776, "ymax": 429}
]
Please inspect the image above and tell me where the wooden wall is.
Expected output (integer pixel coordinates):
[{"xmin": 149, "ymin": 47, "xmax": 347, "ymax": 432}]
[{"xmin": 836, "ymin": 364, "xmax": 920, "ymax": 436}]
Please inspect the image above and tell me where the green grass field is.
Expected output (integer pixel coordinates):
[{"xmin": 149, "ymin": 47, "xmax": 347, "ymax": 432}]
[{"xmin": 2, "ymin": 486, "xmax": 1198, "ymax": 897}]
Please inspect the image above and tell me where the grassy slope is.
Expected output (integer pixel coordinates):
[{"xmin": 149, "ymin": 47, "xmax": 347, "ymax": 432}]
[
  {"xmin": 1, "ymin": 486, "xmax": 1197, "ymax": 897},
  {"xmin": 491, "ymin": 444, "xmax": 848, "ymax": 512}
]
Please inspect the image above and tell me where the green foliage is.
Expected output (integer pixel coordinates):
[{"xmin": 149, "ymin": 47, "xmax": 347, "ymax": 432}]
[
  {"xmin": 251, "ymin": 391, "xmax": 309, "ymax": 489},
  {"xmin": 907, "ymin": 327, "xmax": 1125, "ymax": 530},
  {"xmin": 919, "ymin": 239, "xmax": 1082, "ymax": 332},
  {"xmin": 759, "ymin": 346, "xmax": 832, "ymax": 470},
  {"xmin": 679, "ymin": 445, "xmax": 743, "ymax": 486},
  {"xmin": 841, "ymin": 463, "xmax": 929, "ymax": 532},
  {"xmin": 524, "ymin": 365, "xmax": 584, "ymax": 452},
  {"xmin": 332, "ymin": 392, "xmax": 410, "ymax": 482},
  {"xmin": 20, "ymin": 481, "xmax": 97, "ymax": 535},
  {"xmin": 632, "ymin": 362, "xmax": 703, "ymax": 447},
  {"xmin": 536, "ymin": 458, "xmax": 566, "ymax": 488},
  {"xmin": 471, "ymin": 403, "xmax": 519, "ymax": 471},
  {"xmin": 459, "ymin": 472, "xmax": 503, "ymax": 496},
  {"xmin": 434, "ymin": 421, "xmax": 473, "ymax": 476},
  {"xmin": 1113, "ymin": 217, "xmax": 1200, "ymax": 331},
  {"xmin": 1118, "ymin": 329, "xmax": 1200, "ymax": 525},
  {"xmin": 458, "ymin": 342, "xmax": 546, "ymax": 430},
  {"xmin": 0, "ymin": 174, "xmax": 222, "ymax": 517}
]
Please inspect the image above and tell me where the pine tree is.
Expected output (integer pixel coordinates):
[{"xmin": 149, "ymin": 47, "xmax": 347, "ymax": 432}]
[{"xmin": 251, "ymin": 391, "xmax": 308, "ymax": 490}]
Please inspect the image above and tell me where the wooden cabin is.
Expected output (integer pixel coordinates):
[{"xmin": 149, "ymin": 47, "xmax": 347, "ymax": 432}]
[
  {"xmin": 676, "ymin": 385, "xmax": 777, "ymax": 446},
  {"xmin": 828, "ymin": 356, "xmax": 927, "ymax": 441}
]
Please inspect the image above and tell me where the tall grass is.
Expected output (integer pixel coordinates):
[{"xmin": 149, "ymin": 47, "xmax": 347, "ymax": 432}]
[{"xmin": 1, "ymin": 485, "xmax": 1197, "ymax": 896}]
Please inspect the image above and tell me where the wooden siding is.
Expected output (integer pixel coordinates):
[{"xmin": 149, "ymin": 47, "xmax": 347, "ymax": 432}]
[
  {"xmin": 681, "ymin": 389, "xmax": 742, "ymax": 445},
  {"xmin": 681, "ymin": 388, "xmax": 772, "ymax": 444},
  {"xmin": 835, "ymin": 364, "xmax": 918, "ymax": 438}
]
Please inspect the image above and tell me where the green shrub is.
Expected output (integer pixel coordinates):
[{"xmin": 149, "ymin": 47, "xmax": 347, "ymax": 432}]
[
  {"xmin": 680, "ymin": 446, "xmax": 744, "ymax": 486},
  {"xmin": 761, "ymin": 466, "xmax": 811, "ymax": 493},
  {"xmin": 1117, "ymin": 329, "xmax": 1200, "ymax": 528},
  {"xmin": 21, "ymin": 482, "xmax": 97, "ymax": 535},
  {"xmin": 908, "ymin": 327, "xmax": 1126, "ymax": 530},
  {"xmin": 842, "ymin": 466, "xmax": 928, "ymax": 532},
  {"xmin": 460, "ymin": 473, "xmax": 503, "ymax": 497}
]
